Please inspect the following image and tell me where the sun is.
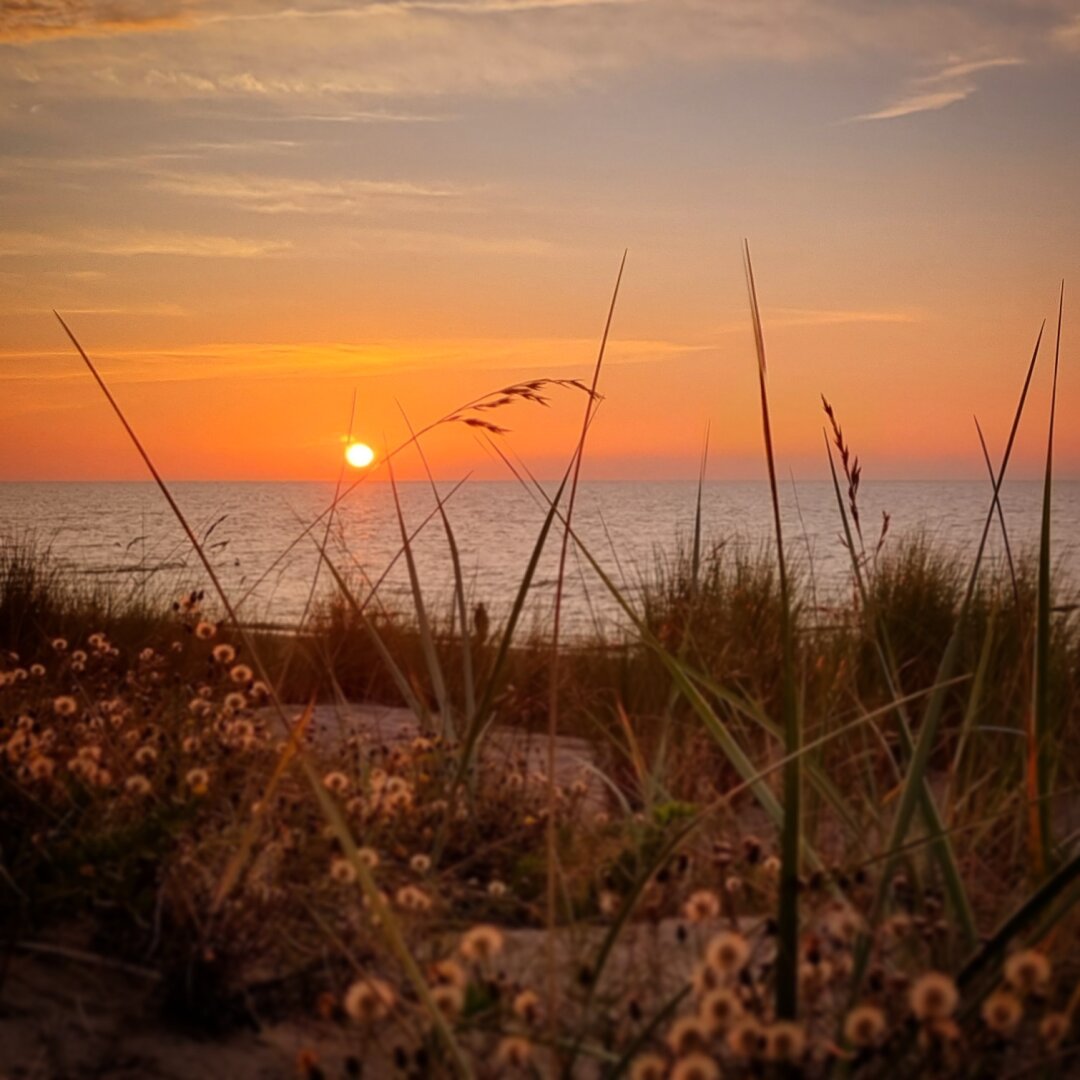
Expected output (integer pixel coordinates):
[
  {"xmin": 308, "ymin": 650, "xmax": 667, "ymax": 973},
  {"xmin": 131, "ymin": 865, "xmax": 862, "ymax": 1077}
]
[{"xmin": 345, "ymin": 441, "xmax": 375, "ymax": 469}]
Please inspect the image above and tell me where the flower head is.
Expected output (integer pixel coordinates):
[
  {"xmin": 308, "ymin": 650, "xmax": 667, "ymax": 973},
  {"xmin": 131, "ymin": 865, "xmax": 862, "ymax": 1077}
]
[
  {"xmin": 698, "ymin": 987, "xmax": 743, "ymax": 1033},
  {"xmin": 628, "ymin": 1054, "xmax": 668, "ymax": 1080},
  {"xmin": 342, "ymin": 978, "xmax": 395, "ymax": 1023},
  {"xmin": 493, "ymin": 1037, "xmax": 532, "ymax": 1069},
  {"xmin": 844, "ymin": 1003, "xmax": 888, "ymax": 1048},
  {"xmin": 764, "ymin": 1021, "xmax": 807, "ymax": 1064},
  {"xmin": 1003, "ymin": 950, "xmax": 1051, "ymax": 996},
  {"xmin": 459, "ymin": 923, "xmax": 504, "ymax": 963},
  {"xmin": 665, "ymin": 1015, "xmax": 709, "ymax": 1056},
  {"xmin": 683, "ymin": 889, "xmax": 720, "ymax": 923},
  {"xmin": 671, "ymin": 1055, "xmax": 720, "ymax": 1080},
  {"xmin": 981, "ymin": 989, "xmax": 1023, "ymax": 1038},
  {"xmin": 910, "ymin": 972, "xmax": 959, "ymax": 1022},
  {"xmin": 229, "ymin": 664, "xmax": 253, "ymax": 685},
  {"xmin": 185, "ymin": 767, "xmax": 210, "ymax": 796},
  {"xmin": 329, "ymin": 857, "xmax": 357, "ymax": 885},
  {"xmin": 704, "ymin": 930, "xmax": 750, "ymax": 976},
  {"xmin": 53, "ymin": 696, "xmax": 78, "ymax": 717}
]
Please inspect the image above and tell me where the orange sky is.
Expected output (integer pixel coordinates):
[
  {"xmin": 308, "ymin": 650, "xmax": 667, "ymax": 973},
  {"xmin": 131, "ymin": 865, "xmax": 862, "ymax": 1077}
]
[{"xmin": 2, "ymin": 1, "xmax": 1078, "ymax": 482}]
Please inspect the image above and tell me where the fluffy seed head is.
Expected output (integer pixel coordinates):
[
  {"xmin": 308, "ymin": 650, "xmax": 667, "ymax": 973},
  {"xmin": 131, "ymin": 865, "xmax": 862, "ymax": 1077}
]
[
  {"xmin": 670, "ymin": 1054, "xmax": 720, "ymax": 1080},
  {"xmin": 726, "ymin": 1018, "xmax": 765, "ymax": 1060},
  {"xmin": 698, "ymin": 987, "xmax": 743, "ymax": 1033},
  {"xmin": 844, "ymin": 1004, "xmax": 888, "ymax": 1048},
  {"xmin": 628, "ymin": 1054, "xmax": 667, "ymax": 1080},
  {"xmin": 683, "ymin": 889, "xmax": 720, "ymax": 923},
  {"xmin": 329, "ymin": 857, "xmax": 357, "ymax": 884},
  {"xmin": 493, "ymin": 1037, "xmax": 532, "ymax": 1069},
  {"xmin": 665, "ymin": 1015, "xmax": 709, "ymax": 1056},
  {"xmin": 704, "ymin": 930, "xmax": 750, "ymax": 976},
  {"xmin": 185, "ymin": 767, "xmax": 210, "ymax": 795},
  {"xmin": 459, "ymin": 924, "xmax": 504, "ymax": 963},
  {"xmin": 910, "ymin": 972, "xmax": 959, "ymax": 1022},
  {"xmin": 1040, "ymin": 1012, "xmax": 1070, "ymax": 1048},
  {"xmin": 1003, "ymin": 950, "xmax": 1051, "ymax": 996},
  {"xmin": 764, "ymin": 1021, "xmax": 807, "ymax": 1064},
  {"xmin": 981, "ymin": 990, "xmax": 1023, "ymax": 1037},
  {"xmin": 342, "ymin": 978, "xmax": 395, "ymax": 1023},
  {"xmin": 125, "ymin": 775, "xmax": 152, "ymax": 796}
]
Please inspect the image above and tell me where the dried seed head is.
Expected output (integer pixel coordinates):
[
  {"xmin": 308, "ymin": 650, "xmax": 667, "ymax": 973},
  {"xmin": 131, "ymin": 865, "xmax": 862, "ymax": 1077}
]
[
  {"xmin": 343, "ymin": 978, "xmax": 395, "ymax": 1024},
  {"xmin": 683, "ymin": 890, "xmax": 721, "ymax": 923},
  {"xmin": 764, "ymin": 1021, "xmax": 807, "ymax": 1064},
  {"xmin": 844, "ymin": 1003, "xmax": 888, "ymax": 1048},
  {"xmin": 493, "ymin": 1037, "xmax": 532, "ymax": 1069},
  {"xmin": 704, "ymin": 931, "xmax": 750, "ymax": 976},
  {"xmin": 670, "ymin": 1053, "xmax": 720, "ymax": 1080},
  {"xmin": 459, "ymin": 924, "xmax": 504, "ymax": 963},
  {"xmin": 628, "ymin": 1054, "xmax": 668, "ymax": 1080},
  {"xmin": 1003, "ymin": 950, "xmax": 1051, "ymax": 996},
  {"xmin": 981, "ymin": 990, "xmax": 1023, "ymax": 1038},
  {"xmin": 909, "ymin": 972, "xmax": 959, "ymax": 1022},
  {"xmin": 698, "ymin": 987, "xmax": 743, "ymax": 1033}
]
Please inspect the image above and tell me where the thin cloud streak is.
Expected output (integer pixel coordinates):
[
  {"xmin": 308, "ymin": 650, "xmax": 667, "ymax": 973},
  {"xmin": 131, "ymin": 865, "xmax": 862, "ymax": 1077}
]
[
  {"xmin": 0, "ymin": 336, "xmax": 706, "ymax": 385},
  {"xmin": 849, "ymin": 53, "xmax": 1024, "ymax": 122},
  {"xmin": 0, "ymin": 230, "xmax": 290, "ymax": 257},
  {"xmin": 146, "ymin": 172, "xmax": 469, "ymax": 214}
]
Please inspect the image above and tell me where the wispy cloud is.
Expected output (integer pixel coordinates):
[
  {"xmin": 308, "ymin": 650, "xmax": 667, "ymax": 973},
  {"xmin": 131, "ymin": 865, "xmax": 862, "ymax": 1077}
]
[
  {"xmin": 0, "ymin": 1, "xmax": 193, "ymax": 45},
  {"xmin": 147, "ymin": 172, "xmax": 467, "ymax": 214},
  {"xmin": 714, "ymin": 308, "xmax": 921, "ymax": 332},
  {"xmin": 1054, "ymin": 14, "xmax": 1080, "ymax": 50},
  {"xmin": 6, "ymin": 302, "xmax": 188, "ymax": 317},
  {"xmin": 0, "ymin": 229, "xmax": 289, "ymax": 257},
  {"xmin": 1, "ymin": 1, "xmax": 1058, "ymax": 110},
  {"xmin": 850, "ymin": 54, "xmax": 1024, "ymax": 122},
  {"xmin": 0, "ymin": 335, "xmax": 703, "ymax": 384}
]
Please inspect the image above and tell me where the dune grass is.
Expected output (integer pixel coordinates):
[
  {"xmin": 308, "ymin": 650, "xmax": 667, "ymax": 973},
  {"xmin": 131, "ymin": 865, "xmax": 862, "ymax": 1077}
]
[{"xmin": 1, "ymin": 282, "xmax": 1078, "ymax": 1078}]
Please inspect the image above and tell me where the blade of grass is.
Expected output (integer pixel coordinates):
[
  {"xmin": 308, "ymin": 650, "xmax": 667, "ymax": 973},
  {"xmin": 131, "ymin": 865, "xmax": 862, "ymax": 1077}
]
[
  {"xmin": 398, "ymin": 404, "xmax": 476, "ymax": 730},
  {"xmin": 545, "ymin": 249, "xmax": 626, "ymax": 1062},
  {"xmin": 1031, "ymin": 282, "xmax": 1065, "ymax": 875},
  {"xmin": 975, "ymin": 416, "xmax": 1020, "ymax": 611},
  {"xmin": 384, "ymin": 441, "xmax": 451, "ymax": 737},
  {"xmin": 743, "ymin": 241, "xmax": 800, "ymax": 1020}
]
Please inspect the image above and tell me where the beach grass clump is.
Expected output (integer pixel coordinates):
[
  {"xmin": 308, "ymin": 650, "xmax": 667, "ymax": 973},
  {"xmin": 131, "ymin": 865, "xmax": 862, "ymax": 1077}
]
[{"xmin": 3, "ymin": 281, "xmax": 1079, "ymax": 1077}]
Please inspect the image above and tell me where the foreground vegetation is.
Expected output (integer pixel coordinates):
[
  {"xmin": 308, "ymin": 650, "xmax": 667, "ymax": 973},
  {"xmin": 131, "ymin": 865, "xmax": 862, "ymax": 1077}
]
[{"xmin": 1, "ymin": 279, "xmax": 1076, "ymax": 1077}]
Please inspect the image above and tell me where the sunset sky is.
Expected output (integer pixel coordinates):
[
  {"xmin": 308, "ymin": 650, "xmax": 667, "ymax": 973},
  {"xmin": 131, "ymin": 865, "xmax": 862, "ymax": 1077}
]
[{"xmin": 2, "ymin": 0, "xmax": 1078, "ymax": 482}]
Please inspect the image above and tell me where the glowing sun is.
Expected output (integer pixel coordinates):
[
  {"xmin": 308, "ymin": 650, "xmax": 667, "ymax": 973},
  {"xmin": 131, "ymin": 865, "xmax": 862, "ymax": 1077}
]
[{"xmin": 345, "ymin": 441, "xmax": 375, "ymax": 468}]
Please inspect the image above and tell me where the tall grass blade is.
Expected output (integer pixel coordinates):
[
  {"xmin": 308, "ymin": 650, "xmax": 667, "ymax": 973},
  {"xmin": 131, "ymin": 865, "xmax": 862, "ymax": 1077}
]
[
  {"xmin": 743, "ymin": 241, "xmax": 800, "ymax": 1019},
  {"xmin": 974, "ymin": 416, "xmax": 1020, "ymax": 610},
  {"xmin": 385, "ymin": 440, "xmax": 452, "ymax": 736},
  {"xmin": 1031, "ymin": 282, "xmax": 1065, "ymax": 874},
  {"xmin": 545, "ymin": 249, "xmax": 626, "ymax": 1057},
  {"xmin": 399, "ymin": 405, "xmax": 476, "ymax": 727}
]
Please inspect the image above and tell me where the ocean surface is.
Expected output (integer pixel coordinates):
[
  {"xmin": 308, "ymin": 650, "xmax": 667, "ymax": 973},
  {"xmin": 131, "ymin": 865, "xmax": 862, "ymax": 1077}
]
[{"xmin": 2, "ymin": 480, "xmax": 1078, "ymax": 637}]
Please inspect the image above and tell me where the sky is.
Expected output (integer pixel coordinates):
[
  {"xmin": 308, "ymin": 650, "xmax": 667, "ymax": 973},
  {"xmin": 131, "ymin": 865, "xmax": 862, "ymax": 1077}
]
[{"xmin": 1, "ymin": 0, "xmax": 1078, "ymax": 482}]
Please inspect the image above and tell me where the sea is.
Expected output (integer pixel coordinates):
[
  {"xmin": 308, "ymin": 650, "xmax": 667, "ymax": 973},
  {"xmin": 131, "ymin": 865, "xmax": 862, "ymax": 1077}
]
[{"xmin": 2, "ymin": 480, "xmax": 1078, "ymax": 638}]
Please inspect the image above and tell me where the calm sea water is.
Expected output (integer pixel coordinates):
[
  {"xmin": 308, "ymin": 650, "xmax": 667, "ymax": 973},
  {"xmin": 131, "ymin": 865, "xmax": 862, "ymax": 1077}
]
[{"xmin": 2, "ymin": 480, "xmax": 1078, "ymax": 636}]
